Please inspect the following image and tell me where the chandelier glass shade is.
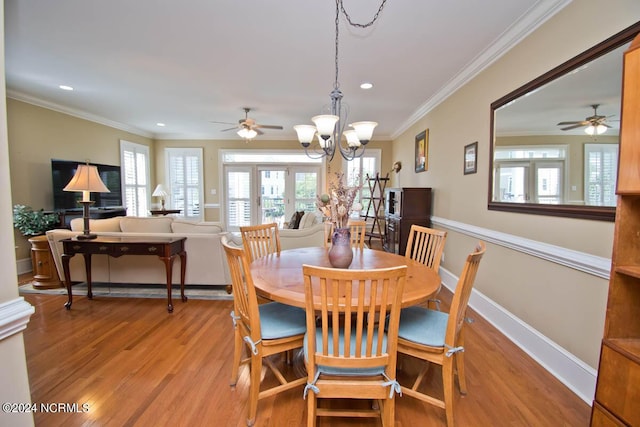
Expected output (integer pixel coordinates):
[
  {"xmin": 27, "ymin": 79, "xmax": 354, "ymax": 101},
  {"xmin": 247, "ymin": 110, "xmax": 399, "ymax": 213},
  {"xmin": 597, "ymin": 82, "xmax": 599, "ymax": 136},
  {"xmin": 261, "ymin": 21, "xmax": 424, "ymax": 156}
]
[{"xmin": 294, "ymin": 0, "xmax": 385, "ymax": 161}]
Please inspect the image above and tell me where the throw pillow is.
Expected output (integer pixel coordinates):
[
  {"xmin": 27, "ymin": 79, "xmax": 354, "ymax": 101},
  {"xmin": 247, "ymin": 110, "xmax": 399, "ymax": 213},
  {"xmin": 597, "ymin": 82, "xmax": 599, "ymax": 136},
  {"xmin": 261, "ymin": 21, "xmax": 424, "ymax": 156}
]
[{"xmin": 286, "ymin": 211, "xmax": 305, "ymax": 229}]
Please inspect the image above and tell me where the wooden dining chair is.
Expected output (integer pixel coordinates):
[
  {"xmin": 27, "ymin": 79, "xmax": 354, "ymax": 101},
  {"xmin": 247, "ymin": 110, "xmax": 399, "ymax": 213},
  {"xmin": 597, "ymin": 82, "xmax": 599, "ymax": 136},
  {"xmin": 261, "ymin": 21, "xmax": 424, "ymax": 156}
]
[
  {"xmin": 222, "ymin": 236, "xmax": 307, "ymax": 426},
  {"xmin": 240, "ymin": 222, "xmax": 281, "ymax": 262},
  {"xmin": 405, "ymin": 224, "xmax": 447, "ymax": 272},
  {"xmin": 301, "ymin": 263, "xmax": 407, "ymax": 427},
  {"xmin": 348, "ymin": 219, "xmax": 367, "ymax": 250},
  {"xmin": 396, "ymin": 241, "xmax": 486, "ymax": 427},
  {"xmin": 405, "ymin": 225, "xmax": 448, "ymax": 309}
]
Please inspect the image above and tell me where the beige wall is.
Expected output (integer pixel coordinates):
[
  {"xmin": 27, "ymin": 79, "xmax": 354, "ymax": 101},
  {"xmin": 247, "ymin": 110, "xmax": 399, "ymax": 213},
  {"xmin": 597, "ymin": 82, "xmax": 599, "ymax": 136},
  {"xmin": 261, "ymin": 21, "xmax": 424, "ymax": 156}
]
[
  {"xmin": 7, "ymin": 98, "xmax": 153, "ymax": 259},
  {"xmin": 391, "ymin": 1, "xmax": 640, "ymax": 367}
]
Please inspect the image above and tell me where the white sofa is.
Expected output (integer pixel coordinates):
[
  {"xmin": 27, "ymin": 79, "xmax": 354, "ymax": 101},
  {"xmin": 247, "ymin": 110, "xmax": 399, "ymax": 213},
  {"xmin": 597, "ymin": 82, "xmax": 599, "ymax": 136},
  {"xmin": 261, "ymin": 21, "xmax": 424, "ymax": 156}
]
[
  {"xmin": 46, "ymin": 216, "xmax": 232, "ymax": 287},
  {"xmin": 46, "ymin": 214, "xmax": 327, "ymax": 288}
]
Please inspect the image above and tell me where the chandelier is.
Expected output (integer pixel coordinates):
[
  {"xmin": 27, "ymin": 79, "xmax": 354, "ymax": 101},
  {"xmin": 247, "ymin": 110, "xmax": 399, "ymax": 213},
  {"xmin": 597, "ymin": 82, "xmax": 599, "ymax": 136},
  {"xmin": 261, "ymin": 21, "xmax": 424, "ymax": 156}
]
[{"xmin": 294, "ymin": 0, "xmax": 387, "ymax": 161}]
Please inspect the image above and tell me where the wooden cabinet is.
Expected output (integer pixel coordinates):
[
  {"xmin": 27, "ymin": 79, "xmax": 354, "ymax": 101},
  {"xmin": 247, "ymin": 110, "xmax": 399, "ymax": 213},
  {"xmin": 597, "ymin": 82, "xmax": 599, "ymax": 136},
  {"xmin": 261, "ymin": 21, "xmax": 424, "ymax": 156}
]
[
  {"xmin": 28, "ymin": 235, "xmax": 62, "ymax": 289},
  {"xmin": 382, "ymin": 187, "xmax": 432, "ymax": 254},
  {"xmin": 591, "ymin": 34, "xmax": 640, "ymax": 426}
]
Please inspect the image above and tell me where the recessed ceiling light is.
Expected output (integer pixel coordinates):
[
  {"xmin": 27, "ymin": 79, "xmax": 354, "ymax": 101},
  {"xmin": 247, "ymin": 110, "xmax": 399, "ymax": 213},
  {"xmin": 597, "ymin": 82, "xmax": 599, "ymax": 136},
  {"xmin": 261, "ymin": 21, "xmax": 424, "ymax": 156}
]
[
  {"xmin": 156, "ymin": 123, "xmax": 166, "ymax": 127},
  {"xmin": 59, "ymin": 85, "xmax": 74, "ymax": 91},
  {"xmin": 360, "ymin": 82, "xmax": 373, "ymax": 90}
]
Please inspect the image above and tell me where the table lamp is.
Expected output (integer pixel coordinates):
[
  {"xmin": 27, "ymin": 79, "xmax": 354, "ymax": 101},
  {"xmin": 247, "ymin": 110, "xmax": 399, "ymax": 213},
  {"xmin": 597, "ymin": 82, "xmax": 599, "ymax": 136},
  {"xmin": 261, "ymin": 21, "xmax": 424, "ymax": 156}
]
[
  {"xmin": 63, "ymin": 163, "xmax": 110, "ymax": 240},
  {"xmin": 152, "ymin": 184, "xmax": 168, "ymax": 210}
]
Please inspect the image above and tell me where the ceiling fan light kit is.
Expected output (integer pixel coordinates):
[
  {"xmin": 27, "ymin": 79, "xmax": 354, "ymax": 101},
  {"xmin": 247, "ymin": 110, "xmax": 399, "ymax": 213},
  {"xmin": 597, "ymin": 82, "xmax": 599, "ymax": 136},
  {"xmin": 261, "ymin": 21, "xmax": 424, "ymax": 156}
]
[
  {"xmin": 294, "ymin": 0, "xmax": 386, "ymax": 161},
  {"xmin": 212, "ymin": 107, "xmax": 283, "ymax": 141},
  {"xmin": 557, "ymin": 103, "xmax": 612, "ymax": 136}
]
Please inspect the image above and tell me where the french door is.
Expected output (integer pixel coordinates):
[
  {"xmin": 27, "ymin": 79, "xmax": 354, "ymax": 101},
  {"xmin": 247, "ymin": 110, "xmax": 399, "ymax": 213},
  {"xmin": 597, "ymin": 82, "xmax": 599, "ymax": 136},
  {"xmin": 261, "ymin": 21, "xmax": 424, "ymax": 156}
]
[{"xmin": 225, "ymin": 164, "xmax": 321, "ymax": 231}]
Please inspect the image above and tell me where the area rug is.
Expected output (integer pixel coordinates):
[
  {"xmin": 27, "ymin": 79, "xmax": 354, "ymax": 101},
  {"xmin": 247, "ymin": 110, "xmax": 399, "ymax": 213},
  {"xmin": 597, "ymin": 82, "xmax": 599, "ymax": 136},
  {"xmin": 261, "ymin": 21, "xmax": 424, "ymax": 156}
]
[{"xmin": 19, "ymin": 282, "xmax": 233, "ymax": 301}]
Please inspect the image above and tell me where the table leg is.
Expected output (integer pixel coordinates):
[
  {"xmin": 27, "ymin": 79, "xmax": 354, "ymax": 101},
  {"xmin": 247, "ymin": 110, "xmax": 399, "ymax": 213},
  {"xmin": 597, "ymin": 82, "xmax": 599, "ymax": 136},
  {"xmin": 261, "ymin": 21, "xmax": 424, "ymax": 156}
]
[
  {"xmin": 161, "ymin": 255, "xmax": 174, "ymax": 313},
  {"xmin": 83, "ymin": 253, "xmax": 93, "ymax": 299},
  {"xmin": 179, "ymin": 250, "xmax": 187, "ymax": 303},
  {"xmin": 62, "ymin": 254, "xmax": 73, "ymax": 310}
]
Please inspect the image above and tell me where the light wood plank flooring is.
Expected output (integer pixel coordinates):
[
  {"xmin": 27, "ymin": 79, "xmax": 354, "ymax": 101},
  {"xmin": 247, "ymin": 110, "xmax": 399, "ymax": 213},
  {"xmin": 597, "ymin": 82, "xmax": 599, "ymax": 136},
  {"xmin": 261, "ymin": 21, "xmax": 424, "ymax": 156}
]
[{"xmin": 20, "ymin": 284, "xmax": 590, "ymax": 426}]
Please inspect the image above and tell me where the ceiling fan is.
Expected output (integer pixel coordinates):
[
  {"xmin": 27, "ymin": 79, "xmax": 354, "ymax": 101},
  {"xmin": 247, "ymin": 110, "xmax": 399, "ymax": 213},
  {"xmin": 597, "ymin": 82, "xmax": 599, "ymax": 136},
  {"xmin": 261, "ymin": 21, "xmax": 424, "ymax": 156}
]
[
  {"xmin": 556, "ymin": 104, "xmax": 613, "ymax": 135},
  {"xmin": 211, "ymin": 107, "xmax": 283, "ymax": 139}
]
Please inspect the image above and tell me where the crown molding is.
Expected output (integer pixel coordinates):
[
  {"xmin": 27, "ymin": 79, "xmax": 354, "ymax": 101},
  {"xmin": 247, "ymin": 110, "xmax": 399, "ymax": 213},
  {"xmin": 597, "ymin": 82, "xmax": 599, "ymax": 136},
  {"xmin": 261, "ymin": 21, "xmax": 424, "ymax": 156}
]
[
  {"xmin": 391, "ymin": 0, "xmax": 572, "ymax": 140},
  {"xmin": 7, "ymin": 90, "xmax": 155, "ymax": 139}
]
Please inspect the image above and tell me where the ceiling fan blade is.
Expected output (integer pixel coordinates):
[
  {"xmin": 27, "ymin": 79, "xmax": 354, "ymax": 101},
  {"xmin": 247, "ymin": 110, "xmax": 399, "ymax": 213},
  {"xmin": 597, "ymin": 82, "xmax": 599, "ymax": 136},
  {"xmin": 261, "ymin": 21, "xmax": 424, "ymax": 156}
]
[
  {"xmin": 556, "ymin": 120, "xmax": 588, "ymax": 125},
  {"xmin": 255, "ymin": 129, "xmax": 265, "ymax": 136},
  {"xmin": 560, "ymin": 124, "xmax": 587, "ymax": 131},
  {"xmin": 255, "ymin": 124, "xmax": 284, "ymax": 130},
  {"xmin": 220, "ymin": 126, "xmax": 238, "ymax": 132},
  {"xmin": 210, "ymin": 120, "xmax": 237, "ymax": 125}
]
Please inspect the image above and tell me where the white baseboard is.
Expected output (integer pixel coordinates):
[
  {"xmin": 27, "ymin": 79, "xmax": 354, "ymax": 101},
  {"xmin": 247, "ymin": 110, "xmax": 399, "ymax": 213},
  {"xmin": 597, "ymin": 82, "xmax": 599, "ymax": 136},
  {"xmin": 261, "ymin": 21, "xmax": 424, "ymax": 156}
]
[
  {"xmin": 440, "ymin": 267, "xmax": 596, "ymax": 404},
  {"xmin": 0, "ymin": 297, "xmax": 35, "ymax": 341},
  {"xmin": 16, "ymin": 258, "xmax": 32, "ymax": 276}
]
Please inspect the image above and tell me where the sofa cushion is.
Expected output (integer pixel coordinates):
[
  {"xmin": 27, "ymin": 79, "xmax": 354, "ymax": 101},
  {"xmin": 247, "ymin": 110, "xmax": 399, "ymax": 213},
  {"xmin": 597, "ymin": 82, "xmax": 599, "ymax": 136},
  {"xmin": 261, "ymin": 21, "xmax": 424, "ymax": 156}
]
[
  {"xmin": 171, "ymin": 220, "xmax": 224, "ymax": 234},
  {"xmin": 119, "ymin": 216, "xmax": 173, "ymax": 233},
  {"xmin": 299, "ymin": 211, "xmax": 319, "ymax": 229},
  {"xmin": 70, "ymin": 216, "xmax": 122, "ymax": 232}
]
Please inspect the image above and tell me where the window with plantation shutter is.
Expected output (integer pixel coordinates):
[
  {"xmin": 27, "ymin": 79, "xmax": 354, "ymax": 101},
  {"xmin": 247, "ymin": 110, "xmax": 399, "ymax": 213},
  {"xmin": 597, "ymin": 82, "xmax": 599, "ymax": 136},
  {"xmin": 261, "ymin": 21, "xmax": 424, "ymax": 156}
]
[
  {"xmin": 585, "ymin": 143, "xmax": 618, "ymax": 206},
  {"xmin": 166, "ymin": 148, "xmax": 203, "ymax": 219},
  {"xmin": 120, "ymin": 140, "xmax": 150, "ymax": 216}
]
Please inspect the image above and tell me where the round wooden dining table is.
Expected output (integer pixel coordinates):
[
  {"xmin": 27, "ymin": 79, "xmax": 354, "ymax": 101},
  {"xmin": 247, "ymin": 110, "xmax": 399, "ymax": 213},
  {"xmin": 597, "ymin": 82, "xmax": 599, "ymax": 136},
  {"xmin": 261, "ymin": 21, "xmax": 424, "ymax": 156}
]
[{"xmin": 250, "ymin": 247, "xmax": 441, "ymax": 309}]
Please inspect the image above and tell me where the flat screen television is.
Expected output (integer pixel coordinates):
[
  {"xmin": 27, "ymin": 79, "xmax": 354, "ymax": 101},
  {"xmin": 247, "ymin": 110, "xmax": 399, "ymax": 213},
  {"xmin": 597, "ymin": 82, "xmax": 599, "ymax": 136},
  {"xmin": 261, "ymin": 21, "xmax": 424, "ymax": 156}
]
[{"xmin": 51, "ymin": 159, "xmax": 123, "ymax": 211}]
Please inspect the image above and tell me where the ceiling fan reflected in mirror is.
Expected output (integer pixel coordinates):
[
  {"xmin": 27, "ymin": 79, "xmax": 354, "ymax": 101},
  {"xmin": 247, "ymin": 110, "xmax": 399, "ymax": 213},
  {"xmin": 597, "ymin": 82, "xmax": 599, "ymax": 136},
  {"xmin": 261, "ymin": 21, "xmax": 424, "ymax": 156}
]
[
  {"xmin": 210, "ymin": 107, "xmax": 283, "ymax": 140},
  {"xmin": 557, "ymin": 104, "xmax": 614, "ymax": 135}
]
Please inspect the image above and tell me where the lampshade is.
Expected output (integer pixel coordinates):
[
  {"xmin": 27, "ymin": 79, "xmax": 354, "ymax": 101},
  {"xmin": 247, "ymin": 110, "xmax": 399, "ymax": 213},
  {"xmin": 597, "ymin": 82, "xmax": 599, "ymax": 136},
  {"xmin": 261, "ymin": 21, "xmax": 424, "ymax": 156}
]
[
  {"xmin": 152, "ymin": 184, "xmax": 168, "ymax": 198},
  {"xmin": 63, "ymin": 164, "xmax": 110, "ymax": 202}
]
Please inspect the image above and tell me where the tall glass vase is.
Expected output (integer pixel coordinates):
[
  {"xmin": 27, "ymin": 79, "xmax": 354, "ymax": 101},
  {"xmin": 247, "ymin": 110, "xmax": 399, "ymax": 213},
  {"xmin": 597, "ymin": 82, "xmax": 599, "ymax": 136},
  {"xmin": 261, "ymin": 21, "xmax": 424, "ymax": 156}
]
[{"xmin": 328, "ymin": 227, "xmax": 353, "ymax": 268}]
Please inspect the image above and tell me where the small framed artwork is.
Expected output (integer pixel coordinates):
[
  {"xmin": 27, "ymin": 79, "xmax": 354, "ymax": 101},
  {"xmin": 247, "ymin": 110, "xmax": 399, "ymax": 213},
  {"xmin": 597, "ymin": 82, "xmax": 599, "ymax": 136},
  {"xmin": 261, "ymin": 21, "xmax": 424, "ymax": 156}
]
[
  {"xmin": 464, "ymin": 141, "xmax": 478, "ymax": 175},
  {"xmin": 415, "ymin": 129, "xmax": 428, "ymax": 173}
]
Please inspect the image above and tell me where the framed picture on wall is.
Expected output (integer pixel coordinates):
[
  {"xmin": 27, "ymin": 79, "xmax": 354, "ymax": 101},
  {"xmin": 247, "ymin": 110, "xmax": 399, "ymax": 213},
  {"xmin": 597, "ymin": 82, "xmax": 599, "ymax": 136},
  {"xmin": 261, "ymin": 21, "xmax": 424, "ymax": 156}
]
[
  {"xmin": 415, "ymin": 129, "xmax": 428, "ymax": 173},
  {"xmin": 464, "ymin": 141, "xmax": 478, "ymax": 175}
]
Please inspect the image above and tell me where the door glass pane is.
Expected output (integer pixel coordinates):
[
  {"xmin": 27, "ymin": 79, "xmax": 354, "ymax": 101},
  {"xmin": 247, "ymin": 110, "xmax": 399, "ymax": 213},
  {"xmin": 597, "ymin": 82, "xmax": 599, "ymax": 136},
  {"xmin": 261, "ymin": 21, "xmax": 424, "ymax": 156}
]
[
  {"xmin": 536, "ymin": 166, "xmax": 561, "ymax": 204},
  {"xmin": 228, "ymin": 171, "xmax": 251, "ymax": 227},
  {"xmin": 260, "ymin": 169, "xmax": 285, "ymax": 226},
  {"xmin": 294, "ymin": 171, "xmax": 318, "ymax": 212},
  {"xmin": 496, "ymin": 165, "xmax": 528, "ymax": 202}
]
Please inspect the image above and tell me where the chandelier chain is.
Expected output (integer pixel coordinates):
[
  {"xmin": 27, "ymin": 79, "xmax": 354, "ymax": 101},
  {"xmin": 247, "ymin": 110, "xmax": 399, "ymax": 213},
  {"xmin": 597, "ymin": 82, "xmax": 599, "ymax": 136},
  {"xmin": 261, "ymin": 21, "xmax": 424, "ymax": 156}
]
[
  {"xmin": 334, "ymin": 0, "xmax": 387, "ymax": 89},
  {"xmin": 339, "ymin": 0, "xmax": 388, "ymax": 29}
]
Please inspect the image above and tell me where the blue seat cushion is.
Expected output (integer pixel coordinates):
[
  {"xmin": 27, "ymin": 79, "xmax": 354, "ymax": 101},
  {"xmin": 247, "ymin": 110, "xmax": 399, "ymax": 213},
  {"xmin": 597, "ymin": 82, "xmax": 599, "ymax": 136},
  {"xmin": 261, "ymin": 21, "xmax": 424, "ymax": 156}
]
[
  {"xmin": 259, "ymin": 302, "xmax": 307, "ymax": 339},
  {"xmin": 304, "ymin": 327, "xmax": 387, "ymax": 376},
  {"xmin": 398, "ymin": 306, "xmax": 449, "ymax": 347}
]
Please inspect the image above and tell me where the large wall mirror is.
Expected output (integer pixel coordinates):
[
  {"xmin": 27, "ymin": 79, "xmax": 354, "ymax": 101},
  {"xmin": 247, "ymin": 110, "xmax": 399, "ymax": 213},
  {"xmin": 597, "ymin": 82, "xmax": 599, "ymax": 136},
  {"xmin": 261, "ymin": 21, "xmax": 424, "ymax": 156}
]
[{"xmin": 488, "ymin": 22, "xmax": 640, "ymax": 221}]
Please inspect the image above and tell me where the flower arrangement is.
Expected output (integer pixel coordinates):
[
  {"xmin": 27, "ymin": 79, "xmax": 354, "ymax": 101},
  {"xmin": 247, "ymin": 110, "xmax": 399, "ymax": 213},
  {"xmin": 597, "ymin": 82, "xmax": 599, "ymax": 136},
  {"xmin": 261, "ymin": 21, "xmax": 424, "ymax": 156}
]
[{"xmin": 316, "ymin": 172, "xmax": 363, "ymax": 229}]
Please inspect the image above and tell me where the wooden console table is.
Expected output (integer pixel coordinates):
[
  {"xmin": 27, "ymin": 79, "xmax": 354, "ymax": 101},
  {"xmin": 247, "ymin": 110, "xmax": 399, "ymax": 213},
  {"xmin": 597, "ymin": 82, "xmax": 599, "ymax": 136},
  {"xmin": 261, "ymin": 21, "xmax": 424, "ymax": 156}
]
[{"xmin": 60, "ymin": 236, "xmax": 187, "ymax": 313}]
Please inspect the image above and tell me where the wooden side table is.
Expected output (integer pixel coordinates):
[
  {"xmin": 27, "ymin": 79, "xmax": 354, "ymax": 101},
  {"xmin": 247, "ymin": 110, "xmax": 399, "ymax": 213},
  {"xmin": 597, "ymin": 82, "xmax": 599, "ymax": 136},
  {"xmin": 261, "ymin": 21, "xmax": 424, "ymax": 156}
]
[{"xmin": 28, "ymin": 235, "xmax": 63, "ymax": 289}]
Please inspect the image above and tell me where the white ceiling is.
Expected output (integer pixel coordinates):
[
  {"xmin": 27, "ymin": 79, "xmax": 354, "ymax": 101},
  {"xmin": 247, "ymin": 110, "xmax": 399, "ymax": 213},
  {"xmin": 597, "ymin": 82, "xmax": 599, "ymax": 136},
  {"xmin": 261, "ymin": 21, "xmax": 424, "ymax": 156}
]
[{"xmin": 5, "ymin": 0, "xmax": 571, "ymax": 141}]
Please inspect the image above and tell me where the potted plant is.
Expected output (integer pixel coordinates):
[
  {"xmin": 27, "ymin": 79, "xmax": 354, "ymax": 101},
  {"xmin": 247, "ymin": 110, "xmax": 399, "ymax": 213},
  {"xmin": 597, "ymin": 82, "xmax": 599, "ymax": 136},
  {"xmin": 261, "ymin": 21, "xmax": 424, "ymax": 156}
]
[{"xmin": 12, "ymin": 204, "xmax": 59, "ymax": 237}]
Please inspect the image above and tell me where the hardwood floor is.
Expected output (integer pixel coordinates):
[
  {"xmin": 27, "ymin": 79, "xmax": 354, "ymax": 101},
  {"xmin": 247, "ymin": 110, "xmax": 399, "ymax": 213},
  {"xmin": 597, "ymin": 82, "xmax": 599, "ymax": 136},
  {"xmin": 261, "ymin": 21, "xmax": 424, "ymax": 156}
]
[{"xmin": 20, "ymin": 284, "xmax": 590, "ymax": 426}]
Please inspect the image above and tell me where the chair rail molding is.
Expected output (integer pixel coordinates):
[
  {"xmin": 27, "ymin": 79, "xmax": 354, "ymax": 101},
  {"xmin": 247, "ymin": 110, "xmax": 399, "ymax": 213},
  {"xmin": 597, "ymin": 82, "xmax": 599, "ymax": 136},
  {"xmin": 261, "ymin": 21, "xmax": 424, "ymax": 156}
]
[
  {"xmin": 431, "ymin": 216, "xmax": 611, "ymax": 279},
  {"xmin": 0, "ymin": 297, "xmax": 35, "ymax": 341}
]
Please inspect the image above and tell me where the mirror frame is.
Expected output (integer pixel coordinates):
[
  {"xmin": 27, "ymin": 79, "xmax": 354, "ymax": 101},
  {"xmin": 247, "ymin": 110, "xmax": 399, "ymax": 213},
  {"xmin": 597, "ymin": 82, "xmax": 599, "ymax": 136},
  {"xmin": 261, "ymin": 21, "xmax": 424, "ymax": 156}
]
[{"xmin": 488, "ymin": 21, "xmax": 640, "ymax": 222}]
